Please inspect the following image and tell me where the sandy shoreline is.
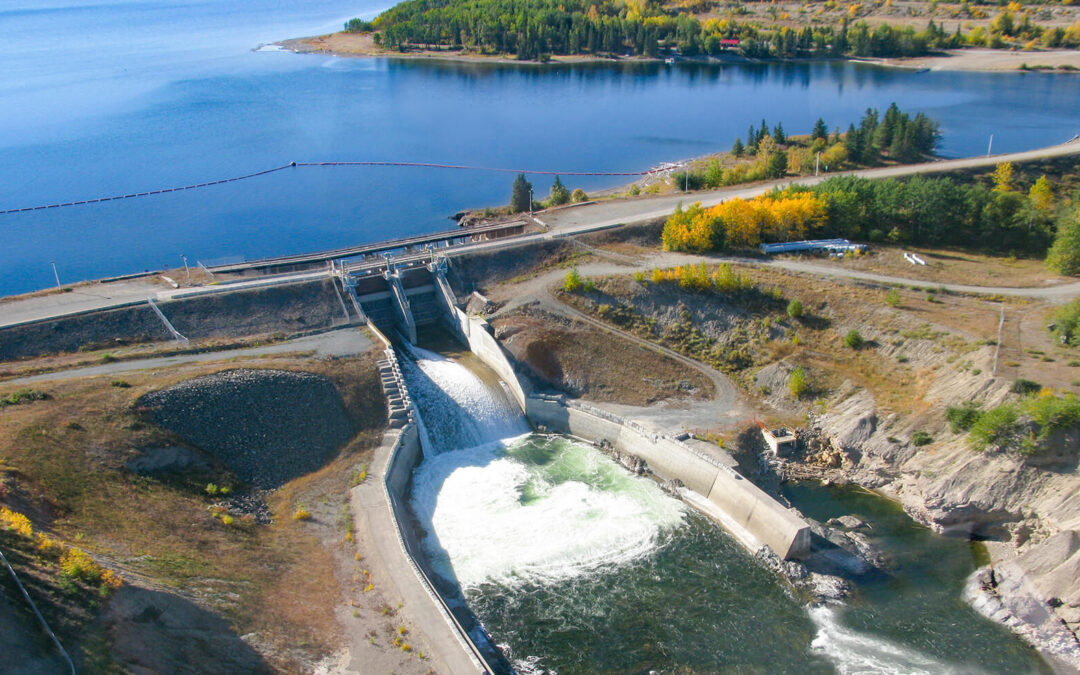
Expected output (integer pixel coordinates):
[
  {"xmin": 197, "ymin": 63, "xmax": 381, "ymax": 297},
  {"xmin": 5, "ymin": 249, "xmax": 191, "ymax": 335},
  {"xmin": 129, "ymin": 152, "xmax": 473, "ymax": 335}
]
[{"xmin": 275, "ymin": 33, "xmax": 1080, "ymax": 73}]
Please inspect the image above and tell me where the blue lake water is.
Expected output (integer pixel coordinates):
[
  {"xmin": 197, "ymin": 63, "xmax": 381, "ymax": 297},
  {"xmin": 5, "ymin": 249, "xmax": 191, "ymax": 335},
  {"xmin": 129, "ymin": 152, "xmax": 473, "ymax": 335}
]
[{"xmin": 2, "ymin": 0, "xmax": 1079, "ymax": 296}]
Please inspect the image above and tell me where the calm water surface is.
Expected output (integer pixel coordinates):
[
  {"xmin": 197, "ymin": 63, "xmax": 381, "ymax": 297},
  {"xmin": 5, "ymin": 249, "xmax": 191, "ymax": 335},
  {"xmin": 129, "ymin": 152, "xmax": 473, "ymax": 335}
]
[{"xmin": 2, "ymin": 0, "xmax": 1079, "ymax": 295}]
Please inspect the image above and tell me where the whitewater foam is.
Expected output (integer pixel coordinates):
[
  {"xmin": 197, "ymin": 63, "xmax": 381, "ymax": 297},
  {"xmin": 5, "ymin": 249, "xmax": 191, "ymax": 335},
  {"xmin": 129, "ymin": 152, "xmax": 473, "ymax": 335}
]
[
  {"xmin": 809, "ymin": 605, "xmax": 982, "ymax": 675},
  {"xmin": 398, "ymin": 345, "xmax": 529, "ymax": 455},
  {"xmin": 410, "ymin": 436, "xmax": 687, "ymax": 589}
]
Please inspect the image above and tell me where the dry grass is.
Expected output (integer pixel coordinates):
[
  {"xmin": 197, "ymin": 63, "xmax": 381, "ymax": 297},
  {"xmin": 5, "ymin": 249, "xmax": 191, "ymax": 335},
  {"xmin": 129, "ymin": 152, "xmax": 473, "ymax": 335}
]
[
  {"xmin": 492, "ymin": 310, "xmax": 714, "ymax": 405},
  {"xmin": 0, "ymin": 348, "xmax": 386, "ymax": 671},
  {"xmin": 783, "ymin": 245, "xmax": 1071, "ymax": 288},
  {"xmin": 0, "ymin": 332, "xmax": 294, "ymax": 382}
]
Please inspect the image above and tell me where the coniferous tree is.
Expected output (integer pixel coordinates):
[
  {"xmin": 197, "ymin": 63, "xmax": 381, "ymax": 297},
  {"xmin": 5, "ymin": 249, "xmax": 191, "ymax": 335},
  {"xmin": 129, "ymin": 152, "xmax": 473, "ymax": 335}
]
[
  {"xmin": 732, "ymin": 138, "xmax": 745, "ymax": 157},
  {"xmin": 549, "ymin": 175, "xmax": 570, "ymax": 205},
  {"xmin": 812, "ymin": 118, "xmax": 828, "ymax": 141},
  {"xmin": 511, "ymin": 173, "xmax": 533, "ymax": 212},
  {"xmin": 773, "ymin": 122, "xmax": 786, "ymax": 144}
]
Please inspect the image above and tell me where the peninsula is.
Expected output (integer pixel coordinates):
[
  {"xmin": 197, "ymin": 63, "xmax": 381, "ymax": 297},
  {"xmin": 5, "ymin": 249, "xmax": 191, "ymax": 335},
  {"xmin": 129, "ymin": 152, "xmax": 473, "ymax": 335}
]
[{"xmin": 278, "ymin": 0, "xmax": 1080, "ymax": 71}]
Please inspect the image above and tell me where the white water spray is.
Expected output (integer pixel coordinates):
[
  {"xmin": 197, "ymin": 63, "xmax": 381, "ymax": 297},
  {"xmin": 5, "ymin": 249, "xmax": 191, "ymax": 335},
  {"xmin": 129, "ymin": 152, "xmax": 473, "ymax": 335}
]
[
  {"xmin": 809, "ymin": 605, "xmax": 980, "ymax": 674},
  {"xmin": 400, "ymin": 347, "xmax": 685, "ymax": 589}
]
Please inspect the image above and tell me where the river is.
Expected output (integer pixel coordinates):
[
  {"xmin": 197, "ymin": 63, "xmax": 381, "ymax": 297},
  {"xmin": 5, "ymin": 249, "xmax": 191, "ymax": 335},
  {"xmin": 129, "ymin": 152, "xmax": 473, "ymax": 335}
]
[
  {"xmin": 398, "ymin": 344, "xmax": 1049, "ymax": 674},
  {"xmin": 2, "ymin": 1, "xmax": 1080, "ymax": 296}
]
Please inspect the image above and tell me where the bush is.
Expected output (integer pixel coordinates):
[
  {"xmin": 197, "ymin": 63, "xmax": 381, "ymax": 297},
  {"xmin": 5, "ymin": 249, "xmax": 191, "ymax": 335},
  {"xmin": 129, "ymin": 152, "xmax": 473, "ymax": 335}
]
[
  {"xmin": 1049, "ymin": 299, "xmax": 1080, "ymax": 347},
  {"xmin": 60, "ymin": 548, "xmax": 101, "ymax": 583},
  {"xmin": 292, "ymin": 506, "xmax": 312, "ymax": 521},
  {"xmin": 571, "ymin": 188, "xmax": 588, "ymax": 203},
  {"xmin": 968, "ymin": 404, "xmax": 1020, "ymax": 452},
  {"xmin": 946, "ymin": 402, "xmax": 983, "ymax": 433},
  {"xmin": 885, "ymin": 288, "xmax": 901, "ymax": 307},
  {"xmin": 0, "ymin": 507, "xmax": 33, "ymax": 537},
  {"xmin": 786, "ymin": 299, "xmax": 804, "ymax": 319},
  {"xmin": 1025, "ymin": 392, "xmax": 1080, "ymax": 438},
  {"xmin": 1011, "ymin": 378, "xmax": 1041, "ymax": 395},
  {"xmin": 789, "ymin": 366, "xmax": 808, "ymax": 399},
  {"xmin": 563, "ymin": 267, "xmax": 583, "ymax": 293},
  {"xmin": 110, "ymin": 380, "xmax": 131, "ymax": 388},
  {"xmin": 911, "ymin": 431, "xmax": 933, "ymax": 446},
  {"xmin": 0, "ymin": 388, "xmax": 50, "ymax": 407},
  {"xmin": 843, "ymin": 329, "xmax": 865, "ymax": 349}
]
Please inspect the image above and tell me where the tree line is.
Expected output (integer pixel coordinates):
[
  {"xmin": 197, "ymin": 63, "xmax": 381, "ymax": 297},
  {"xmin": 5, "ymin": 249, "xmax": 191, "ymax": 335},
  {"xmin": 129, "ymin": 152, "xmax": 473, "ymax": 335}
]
[
  {"xmin": 662, "ymin": 163, "xmax": 1080, "ymax": 275},
  {"xmin": 349, "ymin": 0, "xmax": 1080, "ymax": 61},
  {"xmin": 670, "ymin": 104, "xmax": 939, "ymax": 194}
]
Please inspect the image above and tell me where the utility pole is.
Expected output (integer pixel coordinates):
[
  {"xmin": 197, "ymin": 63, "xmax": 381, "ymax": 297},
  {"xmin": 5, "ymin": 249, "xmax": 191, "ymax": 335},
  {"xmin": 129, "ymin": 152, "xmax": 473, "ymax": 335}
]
[
  {"xmin": 987, "ymin": 134, "xmax": 994, "ymax": 157},
  {"xmin": 529, "ymin": 187, "xmax": 534, "ymax": 217},
  {"xmin": 815, "ymin": 152, "xmax": 820, "ymax": 176},
  {"xmin": 181, "ymin": 254, "xmax": 190, "ymax": 284},
  {"xmin": 50, "ymin": 261, "xmax": 62, "ymax": 294}
]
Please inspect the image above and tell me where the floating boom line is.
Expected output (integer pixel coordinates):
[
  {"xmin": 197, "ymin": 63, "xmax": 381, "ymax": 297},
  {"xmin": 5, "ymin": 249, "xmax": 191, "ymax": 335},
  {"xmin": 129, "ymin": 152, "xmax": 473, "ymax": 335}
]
[{"xmin": 0, "ymin": 160, "xmax": 665, "ymax": 215}]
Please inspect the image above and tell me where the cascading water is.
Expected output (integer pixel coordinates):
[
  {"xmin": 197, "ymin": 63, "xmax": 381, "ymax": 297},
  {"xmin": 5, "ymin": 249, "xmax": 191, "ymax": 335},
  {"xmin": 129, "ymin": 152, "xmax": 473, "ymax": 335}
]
[
  {"xmin": 398, "ymin": 344, "xmax": 529, "ymax": 456},
  {"xmin": 399, "ymin": 346, "xmax": 1049, "ymax": 674}
]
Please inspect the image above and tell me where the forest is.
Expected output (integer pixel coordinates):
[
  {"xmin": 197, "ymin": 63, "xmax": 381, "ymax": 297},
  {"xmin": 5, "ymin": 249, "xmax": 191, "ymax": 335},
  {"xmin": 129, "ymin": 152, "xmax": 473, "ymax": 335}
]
[
  {"xmin": 352, "ymin": 0, "xmax": 1080, "ymax": 61},
  {"xmin": 662, "ymin": 161, "xmax": 1080, "ymax": 275}
]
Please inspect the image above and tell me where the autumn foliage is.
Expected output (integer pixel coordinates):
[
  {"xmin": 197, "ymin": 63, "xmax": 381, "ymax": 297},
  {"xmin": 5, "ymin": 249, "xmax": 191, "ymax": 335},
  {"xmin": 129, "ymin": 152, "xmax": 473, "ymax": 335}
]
[{"xmin": 662, "ymin": 191, "xmax": 827, "ymax": 252}]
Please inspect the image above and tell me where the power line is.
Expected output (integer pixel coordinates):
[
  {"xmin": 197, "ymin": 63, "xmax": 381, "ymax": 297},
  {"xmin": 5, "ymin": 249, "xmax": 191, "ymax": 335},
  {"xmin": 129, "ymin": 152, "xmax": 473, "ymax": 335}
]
[{"xmin": 0, "ymin": 161, "xmax": 663, "ymax": 216}]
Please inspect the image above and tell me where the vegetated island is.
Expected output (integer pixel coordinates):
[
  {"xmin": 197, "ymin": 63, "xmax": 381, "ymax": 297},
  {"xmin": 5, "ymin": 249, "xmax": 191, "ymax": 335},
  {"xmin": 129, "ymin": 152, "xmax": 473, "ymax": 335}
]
[{"xmin": 278, "ymin": 0, "xmax": 1080, "ymax": 71}]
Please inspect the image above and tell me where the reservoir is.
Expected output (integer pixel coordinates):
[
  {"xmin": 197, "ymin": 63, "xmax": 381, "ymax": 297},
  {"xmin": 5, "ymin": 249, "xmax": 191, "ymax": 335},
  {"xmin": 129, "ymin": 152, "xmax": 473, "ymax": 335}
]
[{"xmin": 2, "ymin": 0, "xmax": 1080, "ymax": 295}]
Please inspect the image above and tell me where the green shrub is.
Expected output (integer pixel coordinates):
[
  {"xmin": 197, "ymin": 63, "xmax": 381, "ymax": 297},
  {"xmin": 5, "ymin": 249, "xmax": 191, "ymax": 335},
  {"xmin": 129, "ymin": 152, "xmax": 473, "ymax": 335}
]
[
  {"xmin": 1025, "ymin": 393, "xmax": 1080, "ymax": 438},
  {"xmin": 885, "ymin": 288, "xmax": 901, "ymax": 307},
  {"xmin": 563, "ymin": 267, "xmax": 583, "ymax": 293},
  {"xmin": 843, "ymin": 330, "xmax": 865, "ymax": 349},
  {"xmin": 1011, "ymin": 378, "xmax": 1041, "ymax": 395},
  {"xmin": 1049, "ymin": 299, "xmax": 1080, "ymax": 347},
  {"xmin": 110, "ymin": 380, "xmax": 131, "ymax": 388},
  {"xmin": 946, "ymin": 402, "xmax": 983, "ymax": 433},
  {"xmin": 789, "ymin": 366, "xmax": 808, "ymax": 399},
  {"xmin": 786, "ymin": 300, "xmax": 804, "ymax": 319},
  {"xmin": 911, "ymin": 431, "xmax": 933, "ymax": 446},
  {"xmin": 968, "ymin": 404, "xmax": 1021, "ymax": 452},
  {"xmin": 0, "ymin": 389, "xmax": 50, "ymax": 407}
]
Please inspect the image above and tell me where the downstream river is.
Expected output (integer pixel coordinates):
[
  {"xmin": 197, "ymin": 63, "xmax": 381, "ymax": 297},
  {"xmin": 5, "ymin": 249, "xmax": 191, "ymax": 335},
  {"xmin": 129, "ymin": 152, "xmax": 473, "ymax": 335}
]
[
  {"xmin": 2, "ymin": 0, "xmax": 1079, "ymax": 296},
  {"xmin": 400, "ymin": 346, "xmax": 1048, "ymax": 674}
]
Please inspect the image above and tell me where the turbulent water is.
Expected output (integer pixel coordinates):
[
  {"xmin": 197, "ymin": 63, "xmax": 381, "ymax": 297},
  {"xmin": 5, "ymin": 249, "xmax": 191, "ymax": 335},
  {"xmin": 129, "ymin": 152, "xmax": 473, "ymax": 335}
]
[{"xmin": 399, "ymin": 348, "xmax": 1048, "ymax": 674}]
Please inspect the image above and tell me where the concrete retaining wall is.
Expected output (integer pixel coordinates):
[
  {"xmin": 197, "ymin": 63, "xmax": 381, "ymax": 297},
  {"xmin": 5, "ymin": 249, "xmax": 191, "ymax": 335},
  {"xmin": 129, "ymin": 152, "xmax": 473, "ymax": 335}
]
[
  {"xmin": 430, "ymin": 257, "xmax": 810, "ymax": 559},
  {"xmin": 526, "ymin": 395, "xmax": 811, "ymax": 559}
]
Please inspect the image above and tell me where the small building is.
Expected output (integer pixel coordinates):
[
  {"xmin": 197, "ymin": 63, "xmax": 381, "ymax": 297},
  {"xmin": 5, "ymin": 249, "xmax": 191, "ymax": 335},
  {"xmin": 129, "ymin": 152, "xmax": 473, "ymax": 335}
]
[{"xmin": 757, "ymin": 420, "xmax": 796, "ymax": 456}]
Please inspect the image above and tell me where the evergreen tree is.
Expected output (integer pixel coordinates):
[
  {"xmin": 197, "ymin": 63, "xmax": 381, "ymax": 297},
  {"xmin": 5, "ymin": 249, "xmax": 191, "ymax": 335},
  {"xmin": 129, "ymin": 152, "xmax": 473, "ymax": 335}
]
[
  {"xmin": 773, "ymin": 122, "xmax": 786, "ymax": 144},
  {"xmin": 511, "ymin": 173, "xmax": 533, "ymax": 212},
  {"xmin": 732, "ymin": 137, "xmax": 745, "ymax": 157},
  {"xmin": 767, "ymin": 151, "xmax": 788, "ymax": 178},
  {"xmin": 549, "ymin": 175, "xmax": 570, "ymax": 205},
  {"xmin": 812, "ymin": 118, "xmax": 828, "ymax": 141}
]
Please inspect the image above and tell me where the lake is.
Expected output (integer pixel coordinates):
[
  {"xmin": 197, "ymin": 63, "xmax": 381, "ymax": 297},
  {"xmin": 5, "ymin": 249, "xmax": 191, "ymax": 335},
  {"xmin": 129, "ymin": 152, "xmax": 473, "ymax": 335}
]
[{"xmin": 1, "ymin": 0, "xmax": 1079, "ymax": 296}]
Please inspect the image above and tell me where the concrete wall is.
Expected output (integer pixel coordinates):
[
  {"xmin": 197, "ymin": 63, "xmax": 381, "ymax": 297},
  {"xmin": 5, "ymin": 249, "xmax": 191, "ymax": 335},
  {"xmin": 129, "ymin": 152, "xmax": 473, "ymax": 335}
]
[
  {"xmin": 429, "ymin": 258, "xmax": 810, "ymax": 559},
  {"xmin": 432, "ymin": 267, "xmax": 527, "ymax": 412},
  {"xmin": 526, "ymin": 395, "xmax": 811, "ymax": 560}
]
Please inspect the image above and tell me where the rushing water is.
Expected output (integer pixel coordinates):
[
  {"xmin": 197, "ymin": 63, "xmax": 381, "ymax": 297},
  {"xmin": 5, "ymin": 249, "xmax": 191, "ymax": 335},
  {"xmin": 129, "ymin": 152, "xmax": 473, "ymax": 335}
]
[
  {"xmin": 3, "ymin": 1, "xmax": 1080, "ymax": 295},
  {"xmin": 399, "ymin": 346, "xmax": 1048, "ymax": 674}
]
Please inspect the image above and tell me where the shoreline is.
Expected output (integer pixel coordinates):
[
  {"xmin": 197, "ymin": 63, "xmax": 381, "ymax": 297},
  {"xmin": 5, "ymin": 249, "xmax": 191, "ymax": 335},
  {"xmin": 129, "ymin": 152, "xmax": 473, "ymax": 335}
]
[{"xmin": 275, "ymin": 33, "xmax": 1080, "ymax": 73}]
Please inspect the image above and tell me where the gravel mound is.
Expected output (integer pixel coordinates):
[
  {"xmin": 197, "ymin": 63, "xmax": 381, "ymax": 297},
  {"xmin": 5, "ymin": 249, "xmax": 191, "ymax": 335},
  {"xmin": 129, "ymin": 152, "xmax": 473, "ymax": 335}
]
[{"xmin": 139, "ymin": 369, "xmax": 354, "ymax": 488}]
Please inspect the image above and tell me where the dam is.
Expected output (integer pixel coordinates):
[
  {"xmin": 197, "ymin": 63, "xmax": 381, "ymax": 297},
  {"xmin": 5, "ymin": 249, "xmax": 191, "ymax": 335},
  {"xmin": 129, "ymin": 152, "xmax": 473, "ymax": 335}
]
[{"xmin": 0, "ymin": 242, "xmax": 1051, "ymax": 673}]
